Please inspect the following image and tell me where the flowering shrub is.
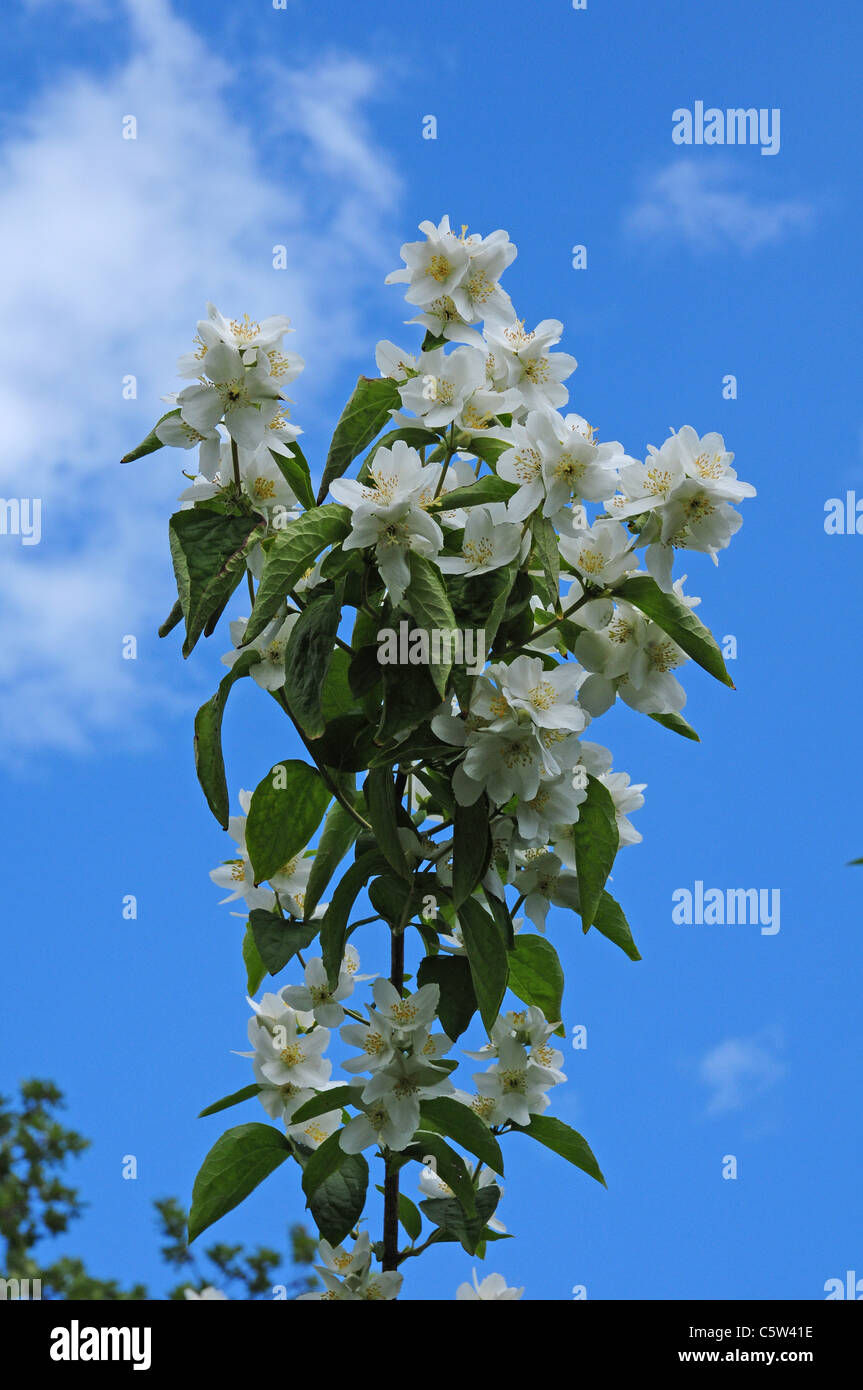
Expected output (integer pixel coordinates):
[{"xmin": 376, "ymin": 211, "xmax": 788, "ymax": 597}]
[{"xmin": 123, "ymin": 215, "xmax": 754, "ymax": 1300}]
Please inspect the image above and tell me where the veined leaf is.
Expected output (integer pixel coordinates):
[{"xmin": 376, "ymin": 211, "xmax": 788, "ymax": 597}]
[
  {"xmin": 572, "ymin": 775, "xmax": 619, "ymax": 930},
  {"xmin": 458, "ymin": 897, "xmax": 508, "ymax": 1033},
  {"xmin": 198, "ymin": 1084, "xmax": 262, "ymax": 1118},
  {"xmin": 589, "ymin": 890, "xmax": 641, "ymax": 961},
  {"xmin": 283, "ymin": 589, "xmax": 343, "ymax": 738},
  {"xmin": 194, "ymin": 649, "xmax": 262, "ymax": 828},
  {"xmin": 245, "ymin": 760, "xmax": 331, "ymax": 884},
  {"xmin": 512, "ymin": 1115, "xmax": 606, "ymax": 1188},
  {"xmin": 121, "ymin": 408, "xmax": 180, "ymax": 463},
  {"xmin": 243, "ymin": 505, "xmax": 350, "ymax": 643},
  {"xmin": 169, "ymin": 509, "xmax": 268, "ymax": 658},
  {"xmin": 317, "ymin": 376, "xmax": 401, "ymax": 502},
  {"xmin": 188, "ymin": 1123, "xmax": 291, "ymax": 1242},
  {"xmin": 616, "ymin": 574, "xmax": 734, "ymax": 688},
  {"xmin": 507, "ymin": 934, "xmax": 565, "ymax": 1033}
]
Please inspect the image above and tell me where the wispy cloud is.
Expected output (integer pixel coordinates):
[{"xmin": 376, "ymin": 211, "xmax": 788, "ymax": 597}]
[
  {"xmin": 624, "ymin": 160, "xmax": 814, "ymax": 253},
  {"xmin": 697, "ymin": 1029, "xmax": 786, "ymax": 1116},
  {"xmin": 0, "ymin": 0, "xmax": 401, "ymax": 756}
]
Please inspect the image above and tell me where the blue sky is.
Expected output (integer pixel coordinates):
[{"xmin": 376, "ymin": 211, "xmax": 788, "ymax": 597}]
[{"xmin": 2, "ymin": 0, "xmax": 861, "ymax": 1300}]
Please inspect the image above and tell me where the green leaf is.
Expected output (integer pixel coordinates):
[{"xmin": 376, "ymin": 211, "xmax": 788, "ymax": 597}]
[
  {"xmin": 419, "ymin": 1097, "xmax": 504, "ymax": 1175},
  {"xmin": 320, "ymin": 851, "xmax": 390, "ymax": 989},
  {"xmin": 416, "ymin": 955, "xmax": 477, "ymax": 1041},
  {"xmin": 188, "ymin": 1123, "xmax": 291, "ymax": 1242},
  {"xmin": 368, "ymin": 875, "xmax": 414, "ymax": 927},
  {"xmin": 271, "ymin": 444, "xmax": 315, "ymax": 511},
  {"xmin": 376, "ymin": 663, "xmax": 441, "ymax": 743},
  {"xmin": 452, "ymin": 795, "xmax": 491, "ymax": 908},
  {"xmin": 198, "ymin": 1084, "xmax": 262, "ymax": 1118},
  {"xmin": 303, "ymin": 796, "xmax": 362, "ymax": 920},
  {"xmin": 403, "ymin": 1134, "xmax": 476, "ymax": 1216},
  {"xmin": 427, "ymin": 475, "xmax": 517, "ymax": 512},
  {"xmin": 458, "ymin": 897, "xmax": 508, "ymax": 1033},
  {"xmin": 308, "ymin": 1151, "xmax": 369, "ymax": 1246},
  {"xmin": 243, "ymin": 505, "xmax": 350, "ymax": 643},
  {"xmin": 374, "ymin": 1186, "xmax": 423, "ymax": 1241},
  {"xmin": 194, "ymin": 649, "xmax": 262, "ymax": 828},
  {"xmin": 507, "ymin": 934, "xmax": 565, "ymax": 1032},
  {"xmin": 404, "ymin": 551, "xmax": 459, "ymax": 698},
  {"xmin": 290, "ymin": 1087, "xmax": 361, "ymax": 1125},
  {"xmin": 169, "ymin": 509, "xmax": 268, "ymax": 658},
  {"xmin": 572, "ymin": 775, "xmax": 619, "ymax": 930},
  {"xmin": 158, "ymin": 598, "xmax": 183, "ymax": 638},
  {"xmin": 365, "ymin": 767, "xmax": 410, "ymax": 879},
  {"xmin": 616, "ymin": 574, "xmax": 734, "ymax": 688},
  {"xmin": 418, "ymin": 1185, "xmax": 501, "ymax": 1255},
  {"xmin": 283, "ymin": 590, "xmax": 342, "ymax": 738},
  {"xmin": 448, "ymin": 559, "xmax": 518, "ymax": 653},
  {"xmin": 120, "ymin": 408, "xmax": 180, "ymax": 463},
  {"xmin": 590, "ymin": 890, "xmax": 642, "ymax": 961},
  {"xmin": 512, "ymin": 1115, "xmax": 606, "ymax": 1188},
  {"xmin": 461, "ymin": 435, "xmax": 513, "ymax": 468},
  {"xmin": 530, "ymin": 513, "xmax": 560, "ymax": 600},
  {"xmin": 242, "ymin": 925, "xmax": 267, "ymax": 995},
  {"xmin": 648, "ymin": 710, "xmax": 700, "ymax": 742},
  {"xmin": 249, "ymin": 909, "xmax": 320, "ymax": 975},
  {"xmin": 317, "ymin": 376, "xmax": 402, "ymax": 503},
  {"xmin": 245, "ymin": 759, "xmax": 331, "ymax": 884}
]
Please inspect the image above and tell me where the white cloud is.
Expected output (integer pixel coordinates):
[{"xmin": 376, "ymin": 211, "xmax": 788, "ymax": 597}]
[
  {"xmin": 624, "ymin": 160, "xmax": 814, "ymax": 253},
  {"xmin": 697, "ymin": 1029, "xmax": 785, "ymax": 1116},
  {"xmin": 0, "ymin": 0, "xmax": 401, "ymax": 756}
]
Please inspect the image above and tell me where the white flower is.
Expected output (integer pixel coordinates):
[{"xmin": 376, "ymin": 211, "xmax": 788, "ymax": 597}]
[
  {"xmin": 485, "ymin": 318, "xmax": 577, "ymax": 412},
  {"xmin": 558, "ymin": 516, "xmax": 638, "ymax": 588},
  {"xmin": 397, "ymin": 346, "xmax": 486, "ymax": 429},
  {"xmin": 154, "ymin": 412, "xmax": 221, "ymax": 478},
  {"xmin": 538, "ymin": 410, "xmax": 632, "ymax": 514},
  {"xmin": 280, "ymin": 946, "xmax": 364, "ymax": 1027},
  {"xmin": 472, "ymin": 655, "xmax": 587, "ymax": 734},
  {"xmin": 317, "ymin": 1232, "xmax": 372, "ymax": 1280},
  {"xmin": 177, "ymin": 343, "xmax": 283, "ymax": 449},
  {"xmin": 339, "ymin": 1093, "xmax": 418, "ymax": 1154},
  {"xmin": 241, "ymin": 444, "xmax": 300, "ymax": 518},
  {"xmin": 575, "ymin": 603, "xmax": 688, "ymax": 716},
  {"xmin": 221, "ymin": 611, "xmax": 299, "ymax": 692},
  {"xmin": 370, "ymin": 980, "xmax": 440, "ymax": 1040},
  {"xmin": 194, "ymin": 303, "xmax": 295, "ymax": 356},
  {"xmin": 340, "ymin": 1013, "xmax": 399, "ymax": 1074},
  {"xmin": 252, "ymin": 1010, "xmax": 332, "ymax": 1091},
  {"xmin": 184, "ymin": 1285, "xmax": 229, "ymax": 1300},
  {"xmin": 386, "ymin": 215, "xmax": 472, "ymax": 306},
  {"xmin": 285, "ymin": 1098, "xmax": 343, "ymax": 1150},
  {"xmin": 359, "ymin": 1049, "xmax": 454, "ymax": 1141},
  {"xmin": 473, "ymin": 1034, "xmax": 558, "ymax": 1125},
  {"xmin": 375, "ymin": 340, "xmax": 420, "ymax": 380},
  {"xmin": 436, "ymin": 504, "xmax": 522, "ymax": 578},
  {"xmin": 515, "ymin": 771, "xmax": 587, "ymax": 841},
  {"xmin": 456, "ymin": 1270, "xmax": 524, "ymax": 1301},
  {"xmin": 513, "ymin": 850, "xmax": 582, "ymax": 931},
  {"xmin": 599, "ymin": 770, "xmax": 646, "ymax": 846}
]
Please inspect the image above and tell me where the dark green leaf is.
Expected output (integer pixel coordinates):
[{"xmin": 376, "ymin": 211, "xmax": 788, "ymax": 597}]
[
  {"xmin": 245, "ymin": 759, "xmax": 331, "ymax": 884},
  {"xmin": 271, "ymin": 444, "xmax": 315, "ymax": 511},
  {"xmin": 249, "ymin": 909, "xmax": 319, "ymax": 975},
  {"xmin": 169, "ymin": 509, "xmax": 268, "ymax": 658},
  {"xmin": 452, "ymin": 795, "xmax": 491, "ymax": 908},
  {"xmin": 290, "ymin": 1087, "xmax": 361, "ymax": 1125},
  {"xmin": 194, "ymin": 649, "xmax": 262, "ymax": 827},
  {"xmin": 418, "ymin": 1185, "xmax": 501, "ymax": 1255},
  {"xmin": 512, "ymin": 1115, "xmax": 606, "ymax": 1187},
  {"xmin": 283, "ymin": 590, "xmax": 342, "ymax": 738},
  {"xmin": 572, "ymin": 775, "xmax": 619, "ymax": 930},
  {"xmin": 507, "ymin": 934, "xmax": 565, "ymax": 1031},
  {"xmin": 121, "ymin": 408, "xmax": 180, "ymax": 463},
  {"xmin": 402, "ymin": 1134, "xmax": 475, "ymax": 1215},
  {"xmin": 198, "ymin": 1084, "xmax": 262, "ymax": 1118},
  {"xmin": 320, "ymin": 851, "xmax": 390, "ymax": 989},
  {"xmin": 458, "ymin": 897, "xmax": 508, "ymax": 1033},
  {"xmin": 530, "ymin": 513, "xmax": 560, "ymax": 600},
  {"xmin": 188, "ymin": 1123, "xmax": 291, "ymax": 1242},
  {"xmin": 404, "ymin": 551, "xmax": 459, "ymax": 698},
  {"xmin": 303, "ymin": 797, "xmax": 362, "ymax": 920},
  {"xmin": 427, "ymin": 475, "xmax": 517, "ymax": 512},
  {"xmin": 365, "ymin": 767, "xmax": 410, "ymax": 879},
  {"xmin": 419, "ymin": 1097, "xmax": 504, "ymax": 1175},
  {"xmin": 416, "ymin": 955, "xmax": 477, "ymax": 1041},
  {"xmin": 648, "ymin": 710, "xmax": 700, "ymax": 742},
  {"xmin": 308, "ymin": 1152, "xmax": 369, "ymax": 1246},
  {"xmin": 317, "ymin": 376, "xmax": 401, "ymax": 503},
  {"xmin": 590, "ymin": 890, "xmax": 641, "ymax": 961},
  {"xmin": 616, "ymin": 574, "xmax": 734, "ymax": 688},
  {"xmin": 243, "ymin": 505, "xmax": 350, "ymax": 643},
  {"xmin": 242, "ymin": 925, "xmax": 267, "ymax": 995},
  {"xmin": 158, "ymin": 598, "xmax": 183, "ymax": 638}
]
